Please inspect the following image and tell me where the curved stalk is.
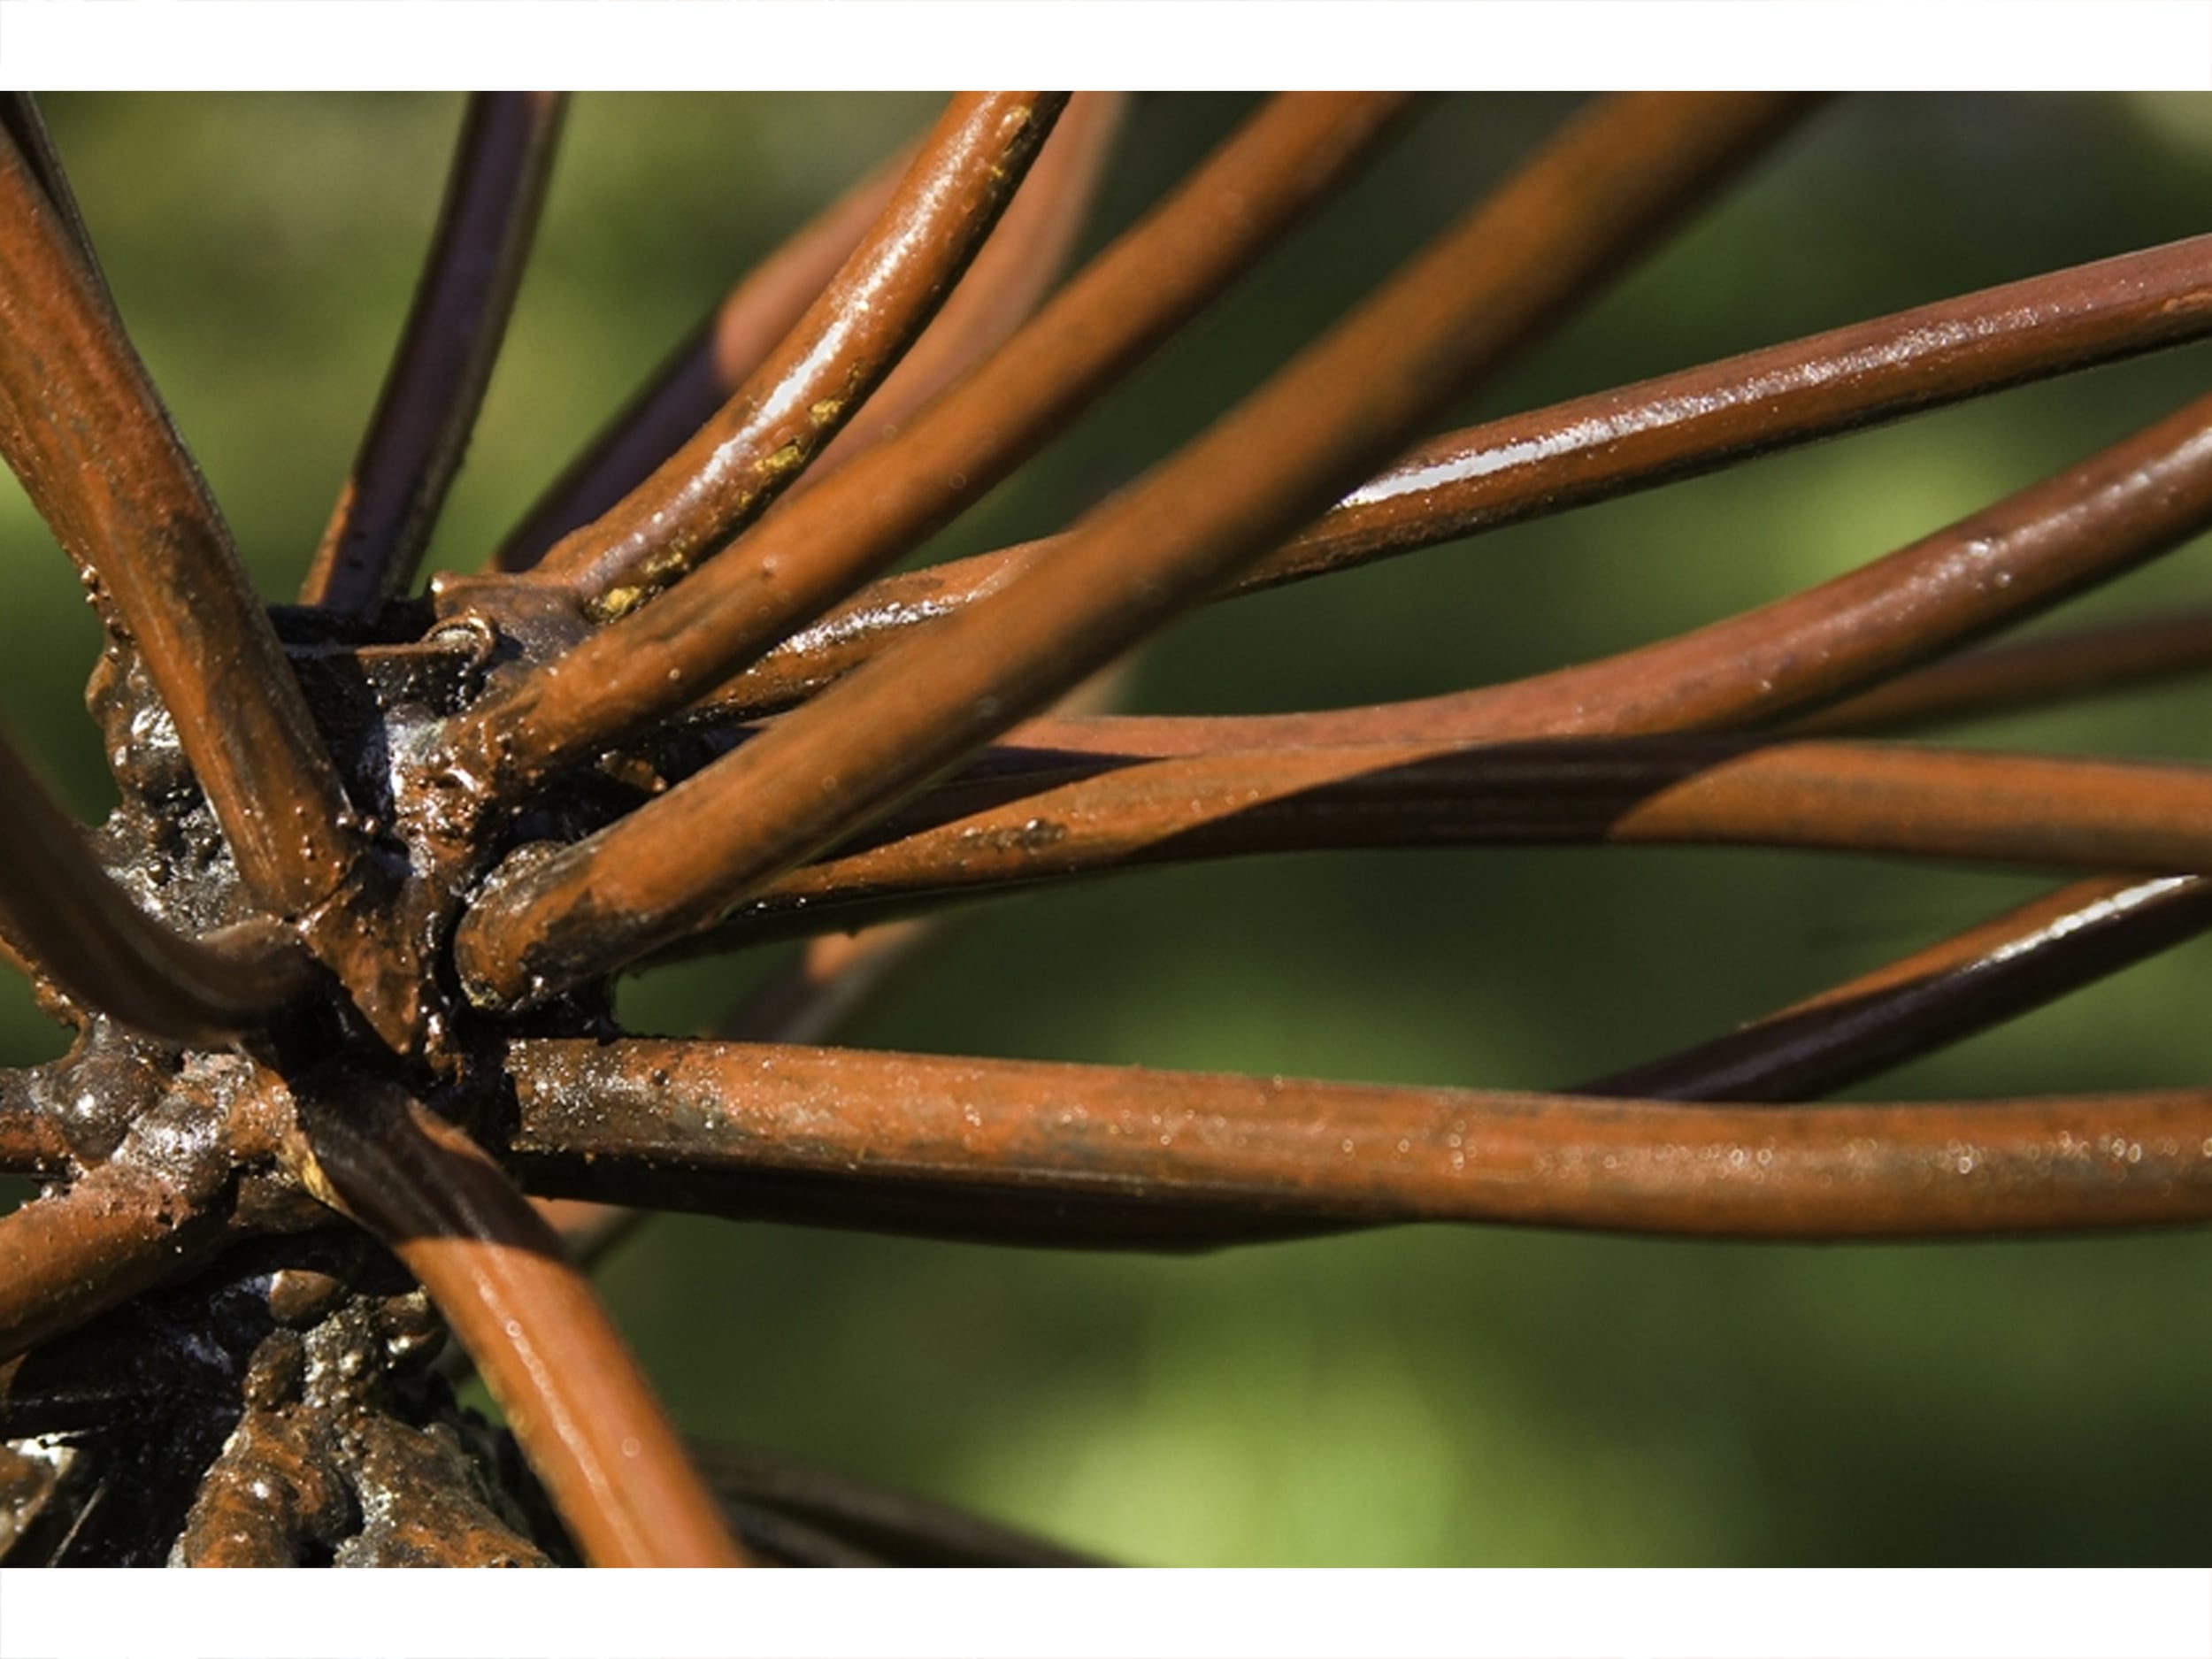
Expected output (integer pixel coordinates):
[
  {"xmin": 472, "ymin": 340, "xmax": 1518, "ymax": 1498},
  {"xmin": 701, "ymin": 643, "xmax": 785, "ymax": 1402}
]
[
  {"xmin": 0, "ymin": 1143, "xmax": 231, "ymax": 1365},
  {"xmin": 301, "ymin": 91, "xmax": 568, "ymax": 617},
  {"xmin": 491, "ymin": 137, "xmax": 917, "ymax": 572},
  {"xmin": 0, "ymin": 126, "xmax": 365, "ymax": 927},
  {"xmin": 0, "ymin": 727, "xmax": 318, "ymax": 1044},
  {"xmin": 530, "ymin": 91, "xmax": 1070, "ymax": 616},
  {"xmin": 1581, "ymin": 874, "xmax": 2212, "ymax": 1102},
  {"xmin": 288, "ymin": 1077, "xmax": 746, "ymax": 1567},
  {"xmin": 0, "ymin": 94, "xmax": 107, "ymax": 296},
  {"xmin": 684, "ymin": 738, "xmax": 2212, "ymax": 947},
  {"xmin": 443, "ymin": 92, "xmax": 1419, "ymax": 799},
  {"xmin": 981, "ymin": 384, "xmax": 2212, "ymax": 759},
  {"xmin": 703, "ymin": 233, "xmax": 2212, "ymax": 719},
  {"xmin": 1791, "ymin": 606, "xmax": 2212, "ymax": 735},
  {"xmin": 456, "ymin": 93, "xmax": 1816, "ymax": 1009},
  {"xmin": 780, "ymin": 92, "xmax": 1127, "ymax": 498}
]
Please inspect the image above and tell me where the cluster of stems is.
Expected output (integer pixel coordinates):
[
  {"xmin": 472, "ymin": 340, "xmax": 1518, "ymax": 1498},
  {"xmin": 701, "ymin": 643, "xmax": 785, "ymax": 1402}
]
[{"xmin": 0, "ymin": 91, "xmax": 2208, "ymax": 1566}]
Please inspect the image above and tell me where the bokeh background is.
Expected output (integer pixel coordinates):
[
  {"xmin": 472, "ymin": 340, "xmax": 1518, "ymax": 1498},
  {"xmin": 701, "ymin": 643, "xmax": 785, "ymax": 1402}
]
[{"xmin": 6, "ymin": 92, "xmax": 2212, "ymax": 1564}]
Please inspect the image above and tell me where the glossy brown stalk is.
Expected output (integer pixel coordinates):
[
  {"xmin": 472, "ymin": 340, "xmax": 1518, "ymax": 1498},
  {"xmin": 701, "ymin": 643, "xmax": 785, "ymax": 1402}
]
[
  {"xmin": 993, "ymin": 382, "xmax": 2212, "ymax": 758},
  {"xmin": 532, "ymin": 91, "xmax": 1070, "ymax": 617},
  {"xmin": 446, "ymin": 92, "xmax": 1418, "ymax": 799},
  {"xmin": 1584, "ymin": 874, "xmax": 2212, "ymax": 1102},
  {"xmin": 300, "ymin": 91, "xmax": 567, "ymax": 617},
  {"xmin": 0, "ymin": 1145, "xmax": 230, "ymax": 1365},
  {"xmin": 0, "ymin": 727, "xmax": 318, "ymax": 1044},
  {"xmin": 456, "ymin": 93, "xmax": 1814, "ymax": 1008},
  {"xmin": 783, "ymin": 92, "xmax": 1127, "ymax": 496},
  {"xmin": 0, "ymin": 129, "xmax": 365, "ymax": 933},
  {"xmin": 1791, "ymin": 606, "xmax": 2212, "ymax": 735},
  {"xmin": 705, "ymin": 233, "xmax": 2212, "ymax": 718},
  {"xmin": 492, "ymin": 140, "xmax": 917, "ymax": 573},
  {"xmin": 526, "ymin": 921, "xmax": 941, "ymax": 1264},
  {"xmin": 0, "ymin": 95, "xmax": 105, "ymax": 297},
  {"xmin": 505, "ymin": 1038, "xmax": 2212, "ymax": 1241},
  {"xmin": 288, "ymin": 1078, "xmax": 745, "ymax": 1568},
  {"xmin": 695, "ymin": 738, "xmax": 2212, "ymax": 945}
]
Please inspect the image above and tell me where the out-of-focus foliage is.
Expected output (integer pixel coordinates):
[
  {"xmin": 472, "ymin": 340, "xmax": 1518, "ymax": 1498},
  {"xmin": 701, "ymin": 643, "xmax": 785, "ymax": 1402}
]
[{"xmin": 7, "ymin": 93, "xmax": 2212, "ymax": 1563}]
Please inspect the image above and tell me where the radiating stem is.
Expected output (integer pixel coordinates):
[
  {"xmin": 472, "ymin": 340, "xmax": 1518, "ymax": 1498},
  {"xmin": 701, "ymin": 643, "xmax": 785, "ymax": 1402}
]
[
  {"xmin": 780, "ymin": 91, "xmax": 1127, "ymax": 497},
  {"xmin": 0, "ymin": 95, "xmax": 107, "ymax": 296},
  {"xmin": 456, "ymin": 93, "xmax": 1815, "ymax": 1008},
  {"xmin": 0, "ymin": 127, "xmax": 366, "ymax": 930},
  {"xmin": 0, "ymin": 1143, "xmax": 230, "ymax": 1365},
  {"xmin": 531, "ymin": 91, "xmax": 1071, "ymax": 617},
  {"xmin": 686, "ymin": 738, "xmax": 2212, "ymax": 947},
  {"xmin": 1580, "ymin": 874, "xmax": 2212, "ymax": 1102},
  {"xmin": 443, "ymin": 92, "xmax": 1419, "ymax": 800},
  {"xmin": 491, "ymin": 137, "xmax": 917, "ymax": 573},
  {"xmin": 0, "ymin": 726, "xmax": 318, "ymax": 1043},
  {"xmin": 1791, "ymin": 606, "xmax": 2212, "ymax": 735},
  {"xmin": 300, "ymin": 91, "xmax": 567, "ymax": 618},
  {"xmin": 705, "ymin": 233, "xmax": 2212, "ymax": 718},
  {"xmin": 987, "ymin": 383, "xmax": 2212, "ymax": 757},
  {"xmin": 288, "ymin": 1076, "xmax": 746, "ymax": 1567},
  {"xmin": 528, "ymin": 920, "xmax": 941, "ymax": 1266},
  {"xmin": 505, "ymin": 1038, "xmax": 2212, "ymax": 1241}
]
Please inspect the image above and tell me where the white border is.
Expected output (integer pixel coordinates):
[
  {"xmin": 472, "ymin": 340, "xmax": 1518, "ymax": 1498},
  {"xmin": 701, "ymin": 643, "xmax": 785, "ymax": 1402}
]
[
  {"xmin": 3, "ymin": 1564, "xmax": 2210, "ymax": 1658},
  {"xmin": 0, "ymin": 2, "xmax": 2205, "ymax": 93}
]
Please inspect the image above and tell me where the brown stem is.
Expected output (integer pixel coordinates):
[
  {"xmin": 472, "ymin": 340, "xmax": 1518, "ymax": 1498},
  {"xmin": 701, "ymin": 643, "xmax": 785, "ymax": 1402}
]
[
  {"xmin": 445, "ymin": 92, "xmax": 1419, "ymax": 798},
  {"xmin": 0, "ymin": 94, "xmax": 106, "ymax": 296},
  {"xmin": 689, "ymin": 738, "xmax": 2212, "ymax": 947},
  {"xmin": 300, "ymin": 91, "xmax": 568, "ymax": 618},
  {"xmin": 455, "ymin": 93, "xmax": 1816, "ymax": 1009},
  {"xmin": 780, "ymin": 91, "xmax": 1128, "ymax": 498},
  {"xmin": 491, "ymin": 137, "xmax": 918, "ymax": 574},
  {"xmin": 288, "ymin": 1077, "xmax": 745, "ymax": 1567},
  {"xmin": 0, "ymin": 726, "xmax": 318, "ymax": 1044},
  {"xmin": 705, "ymin": 233, "xmax": 2212, "ymax": 719},
  {"xmin": 1790, "ymin": 606, "xmax": 2212, "ymax": 735},
  {"xmin": 504, "ymin": 1037, "xmax": 2212, "ymax": 1242},
  {"xmin": 0, "ymin": 1138, "xmax": 231, "ymax": 1365},
  {"xmin": 0, "ymin": 126, "xmax": 370, "ymax": 928},
  {"xmin": 528, "ymin": 919, "xmax": 941, "ymax": 1266},
  {"xmin": 994, "ymin": 382, "xmax": 2212, "ymax": 758},
  {"xmin": 531, "ymin": 91, "xmax": 1071, "ymax": 616},
  {"xmin": 1580, "ymin": 874, "xmax": 2212, "ymax": 1102}
]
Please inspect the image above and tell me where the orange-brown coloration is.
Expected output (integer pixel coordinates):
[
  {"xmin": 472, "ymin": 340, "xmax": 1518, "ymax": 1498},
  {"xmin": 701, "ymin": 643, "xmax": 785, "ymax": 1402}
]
[
  {"xmin": 4, "ymin": 92, "xmax": 2211, "ymax": 1569},
  {"xmin": 455, "ymin": 93, "xmax": 1814, "ymax": 1006},
  {"xmin": 507, "ymin": 1038, "xmax": 2212, "ymax": 1242},
  {"xmin": 530, "ymin": 91, "xmax": 1070, "ymax": 614},
  {"xmin": 704, "ymin": 233, "xmax": 2212, "ymax": 719}
]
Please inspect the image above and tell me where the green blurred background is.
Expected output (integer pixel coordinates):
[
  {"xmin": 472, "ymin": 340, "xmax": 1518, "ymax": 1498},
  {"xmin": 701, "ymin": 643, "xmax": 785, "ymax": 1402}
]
[{"xmin": 7, "ymin": 92, "xmax": 2212, "ymax": 1564}]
